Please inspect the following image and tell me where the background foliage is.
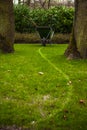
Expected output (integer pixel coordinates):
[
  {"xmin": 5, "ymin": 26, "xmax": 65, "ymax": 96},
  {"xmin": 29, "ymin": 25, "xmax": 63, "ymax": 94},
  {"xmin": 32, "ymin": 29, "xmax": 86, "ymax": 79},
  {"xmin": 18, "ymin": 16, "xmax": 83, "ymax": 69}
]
[{"xmin": 14, "ymin": 5, "xmax": 74, "ymax": 33}]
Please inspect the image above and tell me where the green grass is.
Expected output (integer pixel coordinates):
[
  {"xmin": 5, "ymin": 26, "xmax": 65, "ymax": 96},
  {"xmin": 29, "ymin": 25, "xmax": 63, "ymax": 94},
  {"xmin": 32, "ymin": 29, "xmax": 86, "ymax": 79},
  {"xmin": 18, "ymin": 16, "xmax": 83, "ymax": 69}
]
[{"xmin": 0, "ymin": 44, "xmax": 87, "ymax": 130}]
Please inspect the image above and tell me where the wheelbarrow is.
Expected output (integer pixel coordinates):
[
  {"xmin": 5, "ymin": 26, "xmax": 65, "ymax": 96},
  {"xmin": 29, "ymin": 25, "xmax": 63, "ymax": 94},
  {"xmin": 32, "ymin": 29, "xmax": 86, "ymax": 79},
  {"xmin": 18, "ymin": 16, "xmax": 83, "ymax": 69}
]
[{"xmin": 36, "ymin": 26, "xmax": 54, "ymax": 46}]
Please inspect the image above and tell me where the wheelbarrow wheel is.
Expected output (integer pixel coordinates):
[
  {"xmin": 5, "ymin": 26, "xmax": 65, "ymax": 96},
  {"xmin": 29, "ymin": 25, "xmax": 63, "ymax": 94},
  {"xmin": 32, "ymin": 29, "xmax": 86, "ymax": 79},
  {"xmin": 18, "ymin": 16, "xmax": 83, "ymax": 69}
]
[{"xmin": 41, "ymin": 38, "xmax": 46, "ymax": 46}]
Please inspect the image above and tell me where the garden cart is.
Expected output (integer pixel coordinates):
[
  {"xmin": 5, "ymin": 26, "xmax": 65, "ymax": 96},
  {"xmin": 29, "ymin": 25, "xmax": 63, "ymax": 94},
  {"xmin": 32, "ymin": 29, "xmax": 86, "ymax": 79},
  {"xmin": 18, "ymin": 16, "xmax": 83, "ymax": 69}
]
[
  {"xmin": 22, "ymin": 15, "xmax": 54, "ymax": 46},
  {"xmin": 36, "ymin": 26, "xmax": 54, "ymax": 46}
]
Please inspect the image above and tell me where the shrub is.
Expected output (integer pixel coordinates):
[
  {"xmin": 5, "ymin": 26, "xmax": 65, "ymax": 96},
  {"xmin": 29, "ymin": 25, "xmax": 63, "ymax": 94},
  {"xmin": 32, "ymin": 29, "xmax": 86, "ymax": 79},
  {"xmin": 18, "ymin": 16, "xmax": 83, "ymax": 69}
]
[
  {"xmin": 14, "ymin": 5, "xmax": 74, "ymax": 33},
  {"xmin": 49, "ymin": 6, "xmax": 74, "ymax": 33},
  {"xmin": 14, "ymin": 5, "xmax": 35, "ymax": 33}
]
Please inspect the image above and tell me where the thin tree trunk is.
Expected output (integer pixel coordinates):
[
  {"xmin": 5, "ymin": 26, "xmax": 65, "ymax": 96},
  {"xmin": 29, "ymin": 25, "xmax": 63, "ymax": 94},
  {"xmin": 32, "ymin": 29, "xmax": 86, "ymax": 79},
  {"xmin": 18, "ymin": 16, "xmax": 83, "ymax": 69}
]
[
  {"xmin": 48, "ymin": 0, "xmax": 51, "ymax": 9},
  {"xmin": 18, "ymin": 0, "xmax": 21, "ymax": 4},
  {"xmin": 0, "ymin": 0, "xmax": 14, "ymax": 53},
  {"xmin": 26, "ymin": 0, "xmax": 31, "ymax": 6},
  {"xmin": 39, "ymin": 0, "xmax": 47, "ymax": 9}
]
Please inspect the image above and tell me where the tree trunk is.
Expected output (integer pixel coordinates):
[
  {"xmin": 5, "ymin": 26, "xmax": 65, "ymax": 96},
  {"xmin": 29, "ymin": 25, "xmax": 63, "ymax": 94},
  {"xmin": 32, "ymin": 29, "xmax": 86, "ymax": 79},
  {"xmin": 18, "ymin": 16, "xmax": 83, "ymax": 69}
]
[
  {"xmin": 26, "ymin": 0, "xmax": 31, "ymax": 6},
  {"xmin": 18, "ymin": 0, "xmax": 21, "ymax": 4},
  {"xmin": 39, "ymin": 0, "xmax": 46, "ymax": 9},
  {"xmin": 64, "ymin": 0, "xmax": 87, "ymax": 59},
  {"xmin": 48, "ymin": 0, "xmax": 51, "ymax": 9},
  {"xmin": 0, "ymin": 0, "xmax": 14, "ymax": 53}
]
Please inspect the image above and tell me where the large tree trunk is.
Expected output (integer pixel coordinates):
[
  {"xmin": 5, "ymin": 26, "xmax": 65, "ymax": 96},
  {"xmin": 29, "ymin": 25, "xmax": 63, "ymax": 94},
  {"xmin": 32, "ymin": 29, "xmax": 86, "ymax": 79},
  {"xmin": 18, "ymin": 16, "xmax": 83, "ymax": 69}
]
[
  {"xmin": 0, "ymin": 0, "xmax": 14, "ymax": 53},
  {"xmin": 64, "ymin": 0, "xmax": 87, "ymax": 59}
]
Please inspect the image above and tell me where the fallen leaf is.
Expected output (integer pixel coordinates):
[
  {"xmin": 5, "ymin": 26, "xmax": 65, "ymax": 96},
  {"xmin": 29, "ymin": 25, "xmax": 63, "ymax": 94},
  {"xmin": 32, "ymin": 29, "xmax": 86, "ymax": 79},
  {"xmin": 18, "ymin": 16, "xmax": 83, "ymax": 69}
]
[
  {"xmin": 79, "ymin": 99, "xmax": 85, "ymax": 104},
  {"xmin": 64, "ymin": 109, "xmax": 69, "ymax": 113},
  {"xmin": 63, "ymin": 115, "xmax": 67, "ymax": 120},
  {"xmin": 38, "ymin": 72, "xmax": 44, "ymax": 75}
]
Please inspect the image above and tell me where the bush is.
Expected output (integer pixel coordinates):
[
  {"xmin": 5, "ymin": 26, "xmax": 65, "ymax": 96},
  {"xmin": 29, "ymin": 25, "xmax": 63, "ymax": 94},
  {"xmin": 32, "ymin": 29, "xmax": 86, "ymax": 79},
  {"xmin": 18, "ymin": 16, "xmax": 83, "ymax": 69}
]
[
  {"xmin": 14, "ymin": 5, "xmax": 74, "ymax": 33},
  {"xmin": 49, "ymin": 6, "xmax": 74, "ymax": 33},
  {"xmin": 14, "ymin": 5, "xmax": 34, "ymax": 33}
]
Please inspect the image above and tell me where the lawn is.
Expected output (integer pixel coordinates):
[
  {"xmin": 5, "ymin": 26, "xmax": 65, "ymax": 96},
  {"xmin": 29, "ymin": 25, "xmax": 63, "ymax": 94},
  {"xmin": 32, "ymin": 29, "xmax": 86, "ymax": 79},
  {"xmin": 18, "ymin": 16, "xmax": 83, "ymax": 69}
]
[{"xmin": 0, "ymin": 44, "xmax": 87, "ymax": 130}]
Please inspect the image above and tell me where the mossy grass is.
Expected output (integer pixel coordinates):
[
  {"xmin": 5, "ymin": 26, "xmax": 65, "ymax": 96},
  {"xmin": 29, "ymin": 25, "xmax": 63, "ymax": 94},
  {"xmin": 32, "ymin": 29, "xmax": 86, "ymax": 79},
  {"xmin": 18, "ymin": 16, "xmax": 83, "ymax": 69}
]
[{"xmin": 0, "ymin": 44, "xmax": 87, "ymax": 130}]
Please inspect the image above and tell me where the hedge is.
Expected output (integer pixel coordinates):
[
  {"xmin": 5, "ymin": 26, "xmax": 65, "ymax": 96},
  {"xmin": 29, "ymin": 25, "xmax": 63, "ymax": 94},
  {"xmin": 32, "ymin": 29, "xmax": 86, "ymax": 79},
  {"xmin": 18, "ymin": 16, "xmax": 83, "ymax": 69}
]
[{"xmin": 14, "ymin": 5, "xmax": 74, "ymax": 33}]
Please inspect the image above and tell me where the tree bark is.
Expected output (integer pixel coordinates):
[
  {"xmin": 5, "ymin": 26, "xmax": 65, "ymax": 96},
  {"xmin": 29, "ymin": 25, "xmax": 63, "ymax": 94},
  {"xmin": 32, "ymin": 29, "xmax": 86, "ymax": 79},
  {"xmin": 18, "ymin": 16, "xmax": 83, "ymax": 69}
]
[
  {"xmin": 64, "ymin": 0, "xmax": 87, "ymax": 59},
  {"xmin": 0, "ymin": 0, "xmax": 14, "ymax": 53}
]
